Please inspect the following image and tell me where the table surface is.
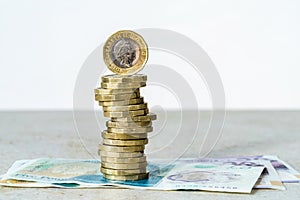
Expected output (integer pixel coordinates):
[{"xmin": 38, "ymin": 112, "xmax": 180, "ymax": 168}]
[{"xmin": 0, "ymin": 110, "xmax": 299, "ymax": 199}]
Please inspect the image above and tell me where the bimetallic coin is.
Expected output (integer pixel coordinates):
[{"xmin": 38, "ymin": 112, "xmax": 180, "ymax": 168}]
[
  {"xmin": 94, "ymin": 88, "xmax": 138, "ymax": 95},
  {"xmin": 102, "ymin": 138, "xmax": 148, "ymax": 146},
  {"xmin": 103, "ymin": 103, "xmax": 148, "ymax": 112},
  {"xmin": 101, "ymin": 156, "xmax": 146, "ymax": 164},
  {"xmin": 111, "ymin": 113, "xmax": 157, "ymax": 122},
  {"xmin": 103, "ymin": 30, "xmax": 148, "ymax": 75},
  {"xmin": 108, "ymin": 127, "xmax": 153, "ymax": 134},
  {"xmin": 99, "ymin": 150, "xmax": 144, "ymax": 158},
  {"xmin": 101, "ymin": 161, "xmax": 147, "ymax": 170},
  {"xmin": 95, "ymin": 92, "xmax": 139, "ymax": 101},
  {"xmin": 103, "ymin": 172, "xmax": 149, "ymax": 181},
  {"xmin": 102, "ymin": 74, "xmax": 147, "ymax": 83},
  {"xmin": 102, "ymin": 131, "xmax": 148, "ymax": 140},
  {"xmin": 101, "ymin": 167, "xmax": 147, "ymax": 175},
  {"xmin": 106, "ymin": 120, "xmax": 152, "ymax": 128},
  {"xmin": 99, "ymin": 144, "xmax": 145, "ymax": 152},
  {"xmin": 99, "ymin": 97, "xmax": 144, "ymax": 107},
  {"xmin": 101, "ymin": 82, "xmax": 146, "ymax": 89},
  {"xmin": 103, "ymin": 109, "xmax": 147, "ymax": 118}
]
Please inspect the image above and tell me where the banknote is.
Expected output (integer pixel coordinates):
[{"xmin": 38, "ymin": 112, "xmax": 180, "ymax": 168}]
[
  {"xmin": 0, "ymin": 158, "xmax": 265, "ymax": 193},
  {"xmin": 180, "ymin": 157, "xmax": 286, "ymax": 190},
  {"xmin": 0, "ymin": 159, "xmax": 172, "ymax": 189},
  {"xmin": 0, "ymin": 159, "xmax": 54, "ymax": 188},
  {"xmin": 156, "ymin": 161, "xmax": 264, "ymax": 193},
  {"xmin": 198, "ymin": 155, "xmax": 300, "ymax": 183},
  {"xmin": 260, "ymin": 155, "xmax": 300, "ymax": 183}
]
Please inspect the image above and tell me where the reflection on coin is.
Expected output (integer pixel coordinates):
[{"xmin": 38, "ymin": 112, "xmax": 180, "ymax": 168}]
[
  {"xmin": 106, "ymin": 120, "xmax": 152, "ymax": 128},
  {"xmin": 103, "ymin": 172, "xmax": 149, "ymax": 181},
  {"xmin": 101, "ymin": 167, "xmax": 147, "ymax": 175},
  {"xmin": 103, "ymin": 103, "xmax": 147, "ymax": 112},
  {"xmin": 94, "ymin": 88, "xmax": 138, "ymax": 95},
  {"xmin": 101, "ymin": 82, "xmax": 146, "ymax": 89},
  {"xmin": 99, "ymin": 97, "xmax": 144, "ymax": 107},
  {"xmin": 102, "ymin": 74, "xmax": 147, "ymax": 83},
  {"xmin": 103, "ymin": 109, "xmax": 148, "ymax": 118},
  {"xmin": 99, "ymin": 150, "xmax": 144, "ymax": 158},
  {"xmin": 103, "ymin": 138, "xmax": 148, "ymax": 146},
  {"xmin": 101, "ymin": 156, "xmax": 146, "ymax": 164},
  {"xmin": 108, "ymin": 127, "xmax": 153, "ymax": 134},
  {"xmin": 111, "ymin": 113, "xmax": 157, "ymax": 122},
  {"xmin": 101, "ymin": 161, "xmax": 147, "ymax": 170},
  {"xmin": 101, "ymin": 131, "xmax": 148, "ymax": 140},
  {"xmin": 99, "ymin": 144, "xmax": 145, "ymax": 152},
  {"xmin": 95, "ymin": 92, "xmax": 139, "ymax": 101},
  {"xmin": 103, "ymin": 30, "xmax": 148, "ymax": 75}
]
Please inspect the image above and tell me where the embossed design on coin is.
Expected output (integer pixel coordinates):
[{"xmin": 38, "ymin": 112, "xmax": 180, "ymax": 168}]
[
  {"xmin": 103, "ymin": 30, "xmax": 148, "ymax": 75},
  {"xmin": 111, "ymin": 38, "xmax": 140, "ymax": 68}
]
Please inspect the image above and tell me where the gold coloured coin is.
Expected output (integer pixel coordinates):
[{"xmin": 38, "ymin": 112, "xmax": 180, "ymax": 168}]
[
  {"xmin": 98, "ymin": 150, "xmax": 144, "ymax": 158},
  {"xmin": 101, "ymin": 131, "xmax": 148, "ymax": 140},
  {"xmin": 106, "ymin": 120, "xmax": 152, "ymax": 128},
  {"xmin": 99, "ymin": 97, "xmax": 144, "ymax": 107},
  {"xmin": 103, "ymin": 172, "xmax": 149, "ymax": 181},
  {"xmin": 99, "ymin": 144, "xmax": 145, "ymax": 152},
  {"xmin": 101, "ymin": 161, "xmax": 147, "ymax": 170},
  {"xmin": 101, "ymin": 167, "xmax": 147, "ymax": 175},
  {"xmin": 103, "ymin": 30, "xmax": 148, "ymax": 75},
  {"xmin": 94, "ymin": 88, "xmax": 138, "ymax": 95},
  {"xmin": 102, "ymin": 138, "xmax": 148, "ymax": 146},
  {"xmin": 103, "ymin": 103, "xmax": 147, "ymax": 112},
  {"xmin": 101, "ymin": 82, "xmax": 146, "ymax": 89},
  {"xmin": 108, "ymin": 127, "xmax": 153, "ymax": 134},
  {"xmin": 111, "ymin": 113, "xmax": 157, "ymax": 122},
  {"xmin": 102, "ymin": 74, "xmax": 147, "ymax": 83},
  {"xmin": 95, "ymin": 92, "xmax": 139, "ymax": 101},
  {"xmin": 103, "ymin": 109, "xmax": 147, "ymax": 118},
  {"xmin": 101, "ymin": 156, "xmax": 146, "ymax": 164}
]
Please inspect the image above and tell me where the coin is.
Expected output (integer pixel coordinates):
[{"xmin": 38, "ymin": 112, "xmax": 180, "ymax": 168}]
[
  {"xmin": 99, "ymin": 97, "xmax": 144, "ymax": 107},
  {"xmin": 101, "ymin": 156, "xmax": 146, "ymax": 164},
  {"xmin": 102, "ymin": 131, "xmax": 148, "ymax": 140},
  {"xmin": 108, "ymin": 127, "xmax": 153, "ymax": 134},
  {"xmin": 102, "ymin": 138, "xmax": 148, "ymax": 146},
  {"xmin": 103, "ymin": 103, "xmax": 148, "ymax": 112},
  {"xmin": 102, "ymin": 74, "xmax": 147, "ymax": 83},
  {"xmin": 111, "ymin": 113, "xmax": 157, "ymax": 122},
  {"xmin": 103, "ymin": 172, "xmax": 149, "ymax": 181},
  {"xmin": 106, "ymin": 120, "xmax": 152, "ymax": 128},
  {"xmin": 101, "ymin": 167, "xmax": 147, "ymax": 175},
  {"xmin": 95, "ymin": 92, "xmax": 140, "ymax": 101},
  {"xmin": 101, "ymin": 161, "xmax": 147, "ymax": 170},
  {"xmin": 101, "ymin": 82, "xmax": 146, "ymax": 89},
  {"xmin": 99, "ymin": 150, "xmax": 144, "ymax": 158},
  {"xmin": 99, "ymin": 144, "xmax": 145, "ymax": 152},
  {"xmin": 103, "ymin": 109, "xmax": 148, "ymax": 118},
  {"xmin": 103, "ymin": 30, "xmax": 148, "ymax": 75},
  {"xmin": 94, "ymin": 88, "xmax": 139, "ymax": 95}
]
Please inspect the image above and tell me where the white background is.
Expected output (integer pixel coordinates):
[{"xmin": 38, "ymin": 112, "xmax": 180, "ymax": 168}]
[{"xmin": 0, "ymin": 0, "xmax": 299, "ymax": 110}]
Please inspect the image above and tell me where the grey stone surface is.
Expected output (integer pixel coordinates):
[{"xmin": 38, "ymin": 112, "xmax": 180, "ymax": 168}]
[{"xmin": 0, "ymin": 110, "xmax": 299, "ymax": 199}]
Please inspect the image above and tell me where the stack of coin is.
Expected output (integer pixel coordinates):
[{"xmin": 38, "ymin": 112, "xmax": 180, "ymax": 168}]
[{"xmin": 95, "ymin": 74, "xmax": 156, "ymax": 181}]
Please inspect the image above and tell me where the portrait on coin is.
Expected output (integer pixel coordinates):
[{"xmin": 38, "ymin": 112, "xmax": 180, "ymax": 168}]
[{"xmin": 110, "ymin": 38, "xmax": 140, "ymax": 68}]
